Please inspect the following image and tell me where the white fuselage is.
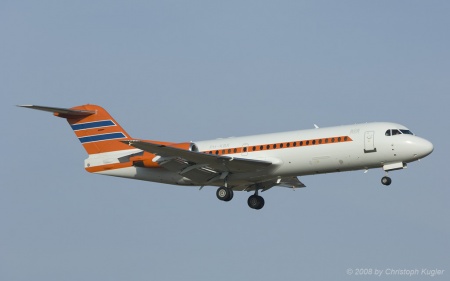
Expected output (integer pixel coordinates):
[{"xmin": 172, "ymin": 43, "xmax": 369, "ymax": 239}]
[{"xmin": 95, "ymin": 122, "xmax": 433, "ymax": 188}]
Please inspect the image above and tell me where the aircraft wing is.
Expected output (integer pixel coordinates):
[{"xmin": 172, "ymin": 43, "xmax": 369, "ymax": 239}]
[{"xmin": 122, "ymin": 140, "xmax": 273, "ymax": 183}]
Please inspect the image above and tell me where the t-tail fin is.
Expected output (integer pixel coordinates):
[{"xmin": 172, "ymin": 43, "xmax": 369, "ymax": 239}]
[{"xmin": 19, "ymin": 104, "xmax": 134, "ymax": 155}]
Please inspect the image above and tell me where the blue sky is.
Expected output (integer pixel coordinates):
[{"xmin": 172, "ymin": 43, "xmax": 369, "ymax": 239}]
[{"xmin": 1, "ymin": 1, "xmax": 449, "ymax": 280}]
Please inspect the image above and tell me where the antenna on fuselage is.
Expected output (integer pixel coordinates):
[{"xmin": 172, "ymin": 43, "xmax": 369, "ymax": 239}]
[{"xmin": 314, "ymin": 124, "xmax": 319, "ymax": 129}]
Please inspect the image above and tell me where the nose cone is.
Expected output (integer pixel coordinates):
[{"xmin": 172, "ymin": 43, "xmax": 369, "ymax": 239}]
[{"xmin": 415, "ymin": 137, "xmax": 434, "ymax": 159}]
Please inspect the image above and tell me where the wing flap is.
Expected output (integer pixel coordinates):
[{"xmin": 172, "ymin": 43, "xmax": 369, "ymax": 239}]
[
  {"xmin": 181, "ymin": 167, "xmax": 218, "ymax": 183},
  {"xmin": 233, "ymin": 176, "xmax": 306, "ymax": 192},
  {"xmin": 277, "ymin": 176, "xmax": 306, "ymax": 188},
  {"xmin": 158, "ymin": 157, "xmax": 189, "ymax": 171}
]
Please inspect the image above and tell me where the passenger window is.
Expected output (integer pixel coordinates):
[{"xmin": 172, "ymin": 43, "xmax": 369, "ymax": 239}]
[{"xmin": 280, "ymin": 143, "xmax": 284, "ymax": 148}]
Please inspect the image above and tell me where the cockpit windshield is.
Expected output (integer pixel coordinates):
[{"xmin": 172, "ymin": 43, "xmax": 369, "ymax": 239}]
[
  {"xmin": 400, "ymin": 129, "xmax": 414, "ymax": 135},
  {"xmin": 385, "ymin": 129, "xmax": 414, "ymax": 136}
]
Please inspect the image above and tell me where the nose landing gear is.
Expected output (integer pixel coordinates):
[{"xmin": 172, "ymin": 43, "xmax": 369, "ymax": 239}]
[{"xmin": 381, "ymin": 176, "xmax": 392, "ymax": 186}]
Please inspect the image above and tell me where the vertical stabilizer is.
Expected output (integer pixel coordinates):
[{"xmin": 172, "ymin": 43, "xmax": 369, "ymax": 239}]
[{"xmin": 19, "ymin": 104, "xmax": 134, "ymax": 155}]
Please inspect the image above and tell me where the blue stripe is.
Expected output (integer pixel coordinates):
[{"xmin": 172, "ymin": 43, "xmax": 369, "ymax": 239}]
[
  {"xmin": 71, "ymin": 120, "xmax": 115, "ymax": 131},
  {"xmin": 79, "ymin": 132, "xmax": 126, "ymax": 143}
]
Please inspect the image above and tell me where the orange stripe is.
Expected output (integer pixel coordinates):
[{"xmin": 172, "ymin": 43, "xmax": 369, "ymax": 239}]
[
  {"xmin": 85, "ymin": 162, "xmax": 133, "ymax": 173},
  {"xmin": 204, "ymin": 136, "xmax": 353, "ymax": 155},
  {"xmin": 86, "ymin": 159, "xmax": 163, "ymax": 173}
]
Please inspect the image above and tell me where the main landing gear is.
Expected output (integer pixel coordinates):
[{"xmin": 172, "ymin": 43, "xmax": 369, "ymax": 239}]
[
  {"xmin": 216, "ymin": 186, "xmax": 234, "ymax": 202},
  {"xmin": 247, "ymin": 190, "xmax": 265, "ymax": 210},
  {"xmin": 215, "ymin": 186, "xmax": 265, "ymax": 210}
]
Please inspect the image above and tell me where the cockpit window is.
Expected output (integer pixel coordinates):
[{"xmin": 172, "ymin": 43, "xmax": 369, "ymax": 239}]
[
  {"xmin": 385, "ymin": 129, "xmax": 415, "ymax": 136},
  {"xmin": 400, "ymin": 129, "xmax": 414, "ymax": 135}
]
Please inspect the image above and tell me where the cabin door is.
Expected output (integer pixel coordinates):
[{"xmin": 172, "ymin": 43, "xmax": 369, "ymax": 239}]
[{"xmin": 364, "ymin": 131, "xmax": 377, "ymax": 153}]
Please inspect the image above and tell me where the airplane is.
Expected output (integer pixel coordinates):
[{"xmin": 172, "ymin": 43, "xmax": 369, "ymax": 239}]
[{"xmin": 19, "ymin": 104, "xmax": 434, "ymax": 210}]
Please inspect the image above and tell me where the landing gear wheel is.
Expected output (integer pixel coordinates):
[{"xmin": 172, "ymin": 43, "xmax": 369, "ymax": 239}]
[
  {"xmin": 247, "ymin": 195, "xmax": 265, "ymax": 210},
  {"xmin": 216, "ymin": 187, "xmax": 234, "ymax": 202},
  {"xmin": 381, "ymin": 176, "xmax": 392, "ymax": 186}
]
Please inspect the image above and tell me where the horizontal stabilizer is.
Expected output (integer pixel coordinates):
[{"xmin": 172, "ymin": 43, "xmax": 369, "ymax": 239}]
[{"xmin": 18, "ymin": 105, "xmax": 95, "ymax": 118}]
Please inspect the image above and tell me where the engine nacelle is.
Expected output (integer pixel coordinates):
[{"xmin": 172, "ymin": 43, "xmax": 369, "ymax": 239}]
[{"xmin": 167, "ymin": 142, "xmax": 198, "ymax": 152}]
